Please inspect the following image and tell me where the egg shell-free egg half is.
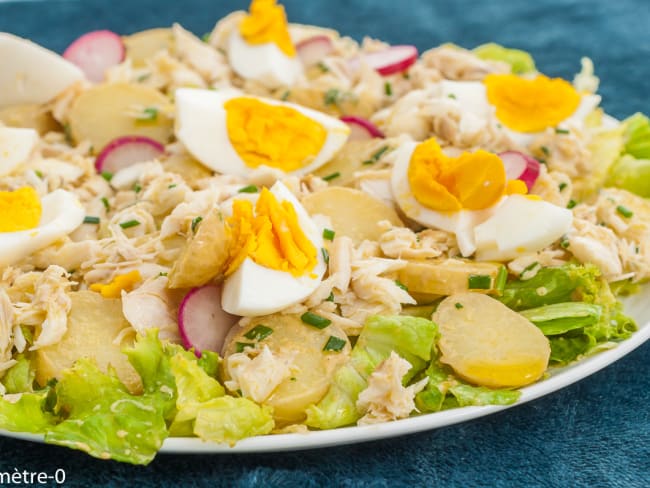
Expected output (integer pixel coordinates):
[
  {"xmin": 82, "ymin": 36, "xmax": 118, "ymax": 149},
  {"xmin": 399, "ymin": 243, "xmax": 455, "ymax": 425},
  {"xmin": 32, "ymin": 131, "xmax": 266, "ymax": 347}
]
[
  {"xmin": 0, "ymin": 126, "xmax": 39, "ymax": 176},
  {"xmin": 220, "ymin": 181, "xmax": 327, "ymax": 316},
  {"xmin": 0, "ymin": 189, "xmax": 85, "ymax": 267},
  {"xmin": 175, "ymin": 88, "xmax": 350, "ymax": 177},
  {"xmin": 390, "ymin": 141, "xmax": 502, "ymax": 257}
]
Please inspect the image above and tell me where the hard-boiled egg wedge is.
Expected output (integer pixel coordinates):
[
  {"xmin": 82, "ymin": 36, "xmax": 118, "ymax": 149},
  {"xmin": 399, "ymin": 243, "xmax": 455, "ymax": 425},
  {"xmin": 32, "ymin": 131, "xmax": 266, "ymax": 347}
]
[
  {"xmin": 0, "ymin": 32, "xmax": 85, "ymax": 108},
  {"xmin": 220, "ymin": 181, "xmax": 327, "ymax": 316},
  {"xmin": 0, "ymin": 126, "xmax": 39, "ymax": 176},
  {"xmin": 391, "ymin": 137, "xmax": 527, "ymax": 256},
  {"xmin": 474, "ymin": 194, "xmax": 573, "ymax": 261},
  {"xmin": 175, "ymin": 88, "xmax": 349, "ymax": 177},
  {"xmin": 228, "ymin": 0, "xmax": 303, "ymax": 88},
  {"xmin": 0, "ymin": 187, "xmax": 85, "ymax": 267}
]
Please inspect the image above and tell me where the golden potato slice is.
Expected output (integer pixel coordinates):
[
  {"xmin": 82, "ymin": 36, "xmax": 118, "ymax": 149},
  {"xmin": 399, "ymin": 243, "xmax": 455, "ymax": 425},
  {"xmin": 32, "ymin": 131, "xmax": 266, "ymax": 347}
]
[
  {"xmin": 397, "ymin": 258, "xmax": 503, "ymax": 297},
  {"xmin": 162, "ymin": 152, "xmax": 212, "ymax": 186},
  {"xmin": 302, "ymin": 187, "xmax": 402, "ymax": 245},
  {"xmin": 123, "ymin": 28, "xmax": 173, "ymax": 68},
  {"xmin": 0, "ymin": 104, "xmax": 59, "ymax": 134},
  {"xmin": 168, "ymin": 205, "xmax": 231, "ymax": 289},
  {"xmin": 68, "ymin": 83, "xmax": 173, "ymax": 151},
  {"xmin": 313, "ymin": 140, "xmax": 392, "ymax": 186},
  {"xmin": 435, "ymin": 293, "xmax": 550, "ymax": 388},
  {"xmin": 222, "ymin": 314, "xmax": 350, "ymax": 424},
  {"xmin": 35, "ymin": 291, "xmax": 141, "ymax": 394}
]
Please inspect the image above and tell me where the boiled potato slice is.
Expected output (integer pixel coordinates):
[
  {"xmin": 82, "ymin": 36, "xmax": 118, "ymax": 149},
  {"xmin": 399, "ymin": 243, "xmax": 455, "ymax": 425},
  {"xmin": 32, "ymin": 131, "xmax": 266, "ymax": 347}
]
[
  {"xmin": 168, "ymin": 205, "xmax": 231, "ymax": 289},
  {"xmin": 314, "ymin": 140, "xmax": 392, "ymax": 186},
  {"xmin": 398, "ymin": 258, "xmax": 503, "ymax": 296},
  {"xmin": 302, "ymin": 187, "xmax": 402, "ymax": 245},
  {"xmin": 35, "ymin": 291, "xmax": 142, "ymax": 394},
  {"xmin": 0, "ymin": 104, "xmax": 59, "ymax": 134},
  {"xmin": 222, "ymin": 314, "xmax": 350, "ymax": 424},
  {"xmin": 162, "ymin": 152, "xmax": 213, "ymax": 186},
  {"xmin": 68, "ymin": 83, "xmax": 173, "ymax": 150},
  {"xmin": 123, "ymin": 28, "xmax": 173, "ymax": 68},
  {"xmin": 435, "ymin": 293, "xmax": 550, "ymax": 388}
]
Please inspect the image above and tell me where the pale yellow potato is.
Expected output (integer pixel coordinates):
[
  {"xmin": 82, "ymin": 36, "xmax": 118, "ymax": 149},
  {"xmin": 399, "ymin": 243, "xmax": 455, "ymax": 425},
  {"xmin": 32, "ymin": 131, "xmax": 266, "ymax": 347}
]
[
  {"xmin": 168, "ymin": 205, "xmax": 231, "ymax": 289},
  {"xmin": 35, "ymin": 291, "xmax": 142, "ymax": 394},
  {"xmin": 0, "ymin": 103, "xmax": 59, "ymax": 134},
  {"xmin": 434, "ymin": 293, "xmax": 550, "ymax": 388},
  {"xmin": 162, "ymin": 152, "xmax": 213, "ymax": 186},
  {"xmin": 222, "ymin": 313, "xmax": 350, "ymax": 424},
  {"xmin": 314, "ymin": 140, "xmax": 391, "ymax": 186},
  {"xmin": 68, "ymin": 83, "xmax": 173, "ymax": 151},
  {"xmin": 301, "ymin": 187, "xmax": 402, "ymax": 245},
  {"xmin": 123, "ymin": 28, "xmax": 173, "ymax": 68},
  {"xmin": 397, "ymin": 258, "xmax": 503, "ymax": 297}
]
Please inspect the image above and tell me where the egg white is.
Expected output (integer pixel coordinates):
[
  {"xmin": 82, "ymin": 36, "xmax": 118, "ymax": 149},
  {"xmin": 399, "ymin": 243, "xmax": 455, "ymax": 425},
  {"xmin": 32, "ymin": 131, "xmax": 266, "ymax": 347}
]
[
  {"xmin": 0, "ymin": 127, "xmax": 39, "ymax": 177},
  {"xmin": 220, "ymin": 181, "xmax": 327, "ymax": 317},
  {"xmin": 0, "ymin": 189, "xmax": 85, "ymax": 268},
  {"xmin": 228, "ymin": 28, "xmax": 303, "ymax": 89},
  {"xmin": 175, "ymin": 88, "xmax": 350, "ymax": 177}
]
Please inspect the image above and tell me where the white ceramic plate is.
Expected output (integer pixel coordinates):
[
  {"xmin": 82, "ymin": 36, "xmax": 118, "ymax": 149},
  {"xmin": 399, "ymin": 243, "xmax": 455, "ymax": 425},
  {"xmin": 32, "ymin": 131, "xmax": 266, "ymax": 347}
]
[{"xmin": 2, "ymin": 287, "xmax": 649, "ymax": 453}]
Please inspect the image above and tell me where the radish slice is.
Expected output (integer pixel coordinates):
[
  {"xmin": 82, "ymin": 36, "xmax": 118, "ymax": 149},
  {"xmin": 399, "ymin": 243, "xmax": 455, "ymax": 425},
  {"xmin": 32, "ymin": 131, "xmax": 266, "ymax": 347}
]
[
  {"xmin": 63, "ymin": 30, "xmax": 125, "ymax": 83},
  {"xmin": 178, "ymin": 284, "xmax": 239, "ymax": 357},
  {"xmin": 95, "ymin": 135, "xmax": 165, "ymax": 174},
  {"xmin": 499, "ymin": 151, "xmax": 541, "ymax": 191},
  {"xmin": 340, "ymin": 115, "xmax": 385, "ymax": 140},
  {"xmin": 296, "ymin": 35, "xmax": 334, "ymax": 67},
  {"xmin": 350, "ymin": 45, "xmax": 418, "ymax": 76}
]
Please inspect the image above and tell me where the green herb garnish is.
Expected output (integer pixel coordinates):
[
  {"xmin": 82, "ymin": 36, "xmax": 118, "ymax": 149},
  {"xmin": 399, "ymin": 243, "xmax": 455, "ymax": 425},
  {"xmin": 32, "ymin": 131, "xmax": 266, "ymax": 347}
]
[
  {"xmin": 384, "ymin": 81, "xmax": 392, "ymax": 96},
  {"xmin": 495, "ymin": 266, "xmax": 508, "ymax": 293},
  {"xmin": 301, "ymin": 312, "xmax": 332, "ymax": 329},
  {"xmin": 137, "ymin": 107, "xmax": 158, "ymax": 122},
  {"xmin": 468, "ymin": 274, "xmax": 491, "ymax": 290},
  {"xmin": 83, "ymin": 216, "xmax": 100, "ymax": 225},
  {"xmin": 101, "ymin": 171, "xmax": 113, "ymax": 182},
  {"xmin": 322, "ymin": 228, "xmax": 335, "ymax": 241},
  {"xmin": 244, "ymin": 325, "xmax": 274, "ymax": 341},
  {"xmin": 119, "ymin": 220, "xmax": 140, "ymax": 229},
  {"xmin": 567, "ymin": 199, "xmax": 577, "ymax": 209},
  {"xmin": 616, "ymin": 205, "xmax": 634, "ymax": 218},
  {"xmin": 321, "ymin": 247, "xmax": 330, "ymax": 264},
  {"xmin": 317, "ymin": 61, "xmax": 330, "ymax": 73},
  {"xmin": 558, "ymin": 182, "xmax": 567, "ymax": 191},
  {"xmin": 455, "ymin": 303, "xmax": 464, "ymax": 309},
  {"xmin": 238, "ymin": 185, "xmax": 259, "ymax": 193},
  {"xmin": 395, "ymin": 280, "xmax": 408, "ymax": 292},
  {"xmin": 101, "ymin": 197, "xmax": 110, "ymax": 211},
  {"xmin": 191, "ymin": 216, "xmax": 203, "ymax": 233},
  {"xmin": 323, "ymin": 336, "xmax": 346, "ymax": 352},
  {"xmin": 555, "ymin": 128, "xmax": 570, "ymax": 134},
  {"xmin": 322, "ymin": 171, "xmax": 340, "ymax": 182},
  {"xmin": 235, "ymin": 342, "xmax": 256, "ymax": 353}
]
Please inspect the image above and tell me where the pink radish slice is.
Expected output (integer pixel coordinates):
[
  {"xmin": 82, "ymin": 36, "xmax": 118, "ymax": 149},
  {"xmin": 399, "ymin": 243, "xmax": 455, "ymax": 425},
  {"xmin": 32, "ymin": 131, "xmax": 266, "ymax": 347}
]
[
  {"xmin": 340, "ymin": 115, "xmax": 385, "ymax": 140},
  {"xmin": 499, "ymin": 151, "xmax": 541, "ymax": 191},
  {"xmin": 296, "ymin": 35, "xmax": 334, "ymax": 66},
  {"xmin": 350, "ymin": 45, "xmax": 418, "ymax": 76},
  {"xmin": 95, "ymin": 135, "xmax": 165, "ymax": 174},
  {"xmin": 63, "ymin": 30, "xmax": 125, "ymax": 83},
  {"xmin": 178, "ymin": 285, "xmax": 239, "ymax": 357}
]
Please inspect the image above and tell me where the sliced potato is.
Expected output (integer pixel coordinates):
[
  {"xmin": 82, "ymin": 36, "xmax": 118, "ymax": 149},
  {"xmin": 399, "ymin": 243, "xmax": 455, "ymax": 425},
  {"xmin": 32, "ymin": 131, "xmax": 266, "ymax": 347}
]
[
  {"xmin": 222, "ymin": 314, "xmax": 350, "ymax": 424},
  {"xmin": 301, "ymin": 187, "xmax": 402, "ymax": 245},
  {"xmin": 123, "ymin": 28, "xmax": 173, "ymax": 68},
  {"xmin": 162, "ymin": 152, "xmax": 212, "ymax": 186},
  {"xmin": 435, "ymin": 293, "xmax": 550, "ymax": 388},
  {"xmin": 35, "ymin": 291, "xmax": 142, "ymax": 394},
  {"xmin": 68, "ymin": 82, "xmax": 173, "ymax": 151},
  {"xmin": 398, "ymin": 258, "xmax": 503, "ymax": 296},
  {"xmin": 313, "ymin": 140, "xmax": 391, "ymax": 186},
  {"xmin": 0, "ymin": 103, "xmax": 59, "ymax": 134},
  {"xmin": 168, "ymin": 205, "xmax": 231, "ymax": 289}
]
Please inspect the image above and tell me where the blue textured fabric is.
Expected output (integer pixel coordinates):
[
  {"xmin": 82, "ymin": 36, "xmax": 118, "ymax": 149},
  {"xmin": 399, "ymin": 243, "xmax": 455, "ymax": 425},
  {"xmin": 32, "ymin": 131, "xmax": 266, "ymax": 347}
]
[{"xmin": 1, "ymin": 0, "xmax": 649, "ymax": 486}]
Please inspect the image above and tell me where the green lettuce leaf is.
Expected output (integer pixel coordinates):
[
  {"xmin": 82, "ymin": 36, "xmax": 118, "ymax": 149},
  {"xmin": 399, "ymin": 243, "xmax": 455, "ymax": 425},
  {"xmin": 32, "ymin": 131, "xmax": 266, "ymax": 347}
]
[
  {"xmin": 519, "ymin": 302, "xmax": 603, "ymax": 335},
  {"xmin": 305, "ymin": 315, "xmax": 437, "ymax": 429},
  {"xmin": 0, "ymin": 390, "xmax": 58, "ymax": 433},
  {"xmin": 473, "ymin": 43, "xmax": 536, "ymax": 74},
  {"xmin": 623, "ymin": 112, "xmax": 650, "ymax": 159},
  {"xmin": 1, "ymin": 354, "xmax": 36, "ymax": 394},
  {"xmin": 577, "ymin": 125, "xmax": 625, "ymax": 198},
  {"xmin": 607, "ymin": 154, "xmax": 650, "ymax": 197}
]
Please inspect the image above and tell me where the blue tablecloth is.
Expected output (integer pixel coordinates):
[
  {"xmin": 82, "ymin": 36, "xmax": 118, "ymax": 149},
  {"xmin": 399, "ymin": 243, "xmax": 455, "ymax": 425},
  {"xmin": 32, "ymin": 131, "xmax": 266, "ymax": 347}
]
[{"xmin": 1, "ymin": 0, "xmax": 649, "ymax": 486}]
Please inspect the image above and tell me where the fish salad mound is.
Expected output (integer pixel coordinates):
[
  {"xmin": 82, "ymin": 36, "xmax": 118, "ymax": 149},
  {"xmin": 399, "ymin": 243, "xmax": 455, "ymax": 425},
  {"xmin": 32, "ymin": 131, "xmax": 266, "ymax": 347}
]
[{"xmin": 0, "ymin": 0, "xmax": 648, "ymax": 464}]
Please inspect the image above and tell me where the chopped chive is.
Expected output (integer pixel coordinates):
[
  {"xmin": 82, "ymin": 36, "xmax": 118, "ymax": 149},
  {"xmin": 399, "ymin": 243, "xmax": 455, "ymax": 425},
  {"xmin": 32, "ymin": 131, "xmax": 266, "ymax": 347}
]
[
  {"xmin": 555, "ymin": 128, "xmax": 570, "ymax": 134},
  {"xmin": 495, "ymin": 266, "xmax": 508, "ymax": 293},
  {"xmin": 538, "ymin": 158, "xmax": 547, "ymax": 165},
  {"xmin": 322, "ymin": 228, "xmax": 335, "ymax": 241},
  {"xmin": 301, "ymin": 311, "xmax": 332, "ymax": 329},
  {"xmin": 384, "ymin": 81, "xmax": 392, "ymax": 96},
  {"xmin": 63, "ymin": 123, "xmax": 73, "ymax": 145},
  {"xmin": 290, "ymin": 377, "xmax": 297, "ymax": 381},
  {"xmin": 137, "ymin": 73, "xmax": 151, "ymax": 82},
  {"xmin": 133, "ymin": 183, "xmax": 142, "ymax": 193},
  {"xmin": 540, "ymin": 146, "xmax": 550, "ymax": 156},
  {"xmin": 616, "ymin": 205, "xmax": 634, "ymax": 218},
  {"xmin": 362, "ymin": 145, "xmax": 390, "ymax": 165},
  {"xmin": 235, "ymin": 342, "xmax": 255, "ymax": 353},
  {"xmin": 560, "ymin": 238, "xmax": 570, "ymax": 249},
  {"xmin": 324, "ymin": 88, "xmax": 341, "ymax": 106},
  {"xmin": 521, "ymin": 261, "xmax": 540, "ymax": 279},
  {"xmin": 201, "ymin": 32, "xmax": 210, "ymax": 42},
  {"xmin": 101, "ymin": 171, "xmax": 113, "ymax": 182},
  {"xmin": 159, "ymin": 272, "xmax": 168, "ymax": 277},
  {"xmin": 137, "ymin": 107, "xmax": 158, "ymax": 121},
  {"xmin": 322, "ymin": 171, "xmax": 340, "ymax": 182},
  {"xmin": 323, "ymin": 335, "xmax": 346, "ymax": 352},
  {"xmin": 119, "ymin": 220, "xmax": 140, "ymax": 229},
  {"xmin": 168, "ymin": 184, "xmax": 177, "ymax": 189},
  {"xmin": 454, "ymin": 302, "xmax": 464, "ymax": 309},
  {"xmin": 101, "ymin": 197, "xmax": 110, "ymax": 211},
  {"xmin": 468, "ymin": 274, "xmax": 492, "ymax": 290},
  {"xmin": 395, "ymin": 280, "xmax": 408, "ymax": 292},
  {"xmin": 83, "ymin": 216, "xmax": 100, "ymax": 225},
  {"xmin": 238, "ymin": 184, "xmax": 258, "ymax": 193},
  {"xmin": 321, "ymin": 247, "xmax": 330, "ymax": 264},
  {"xmin": 567, "ymin": 199, "xmax": 577, "ymax": 209},
  {"xmin": 558, "ymin": 182, "xmax": 567, "ymax": 192},
  {"xmin": 34, "ymin": 170, "xmax": 43, "ymax": 179},
  {"xmin": 281, "ymin": 90, "xmax": 291, "ymax": 101},
  {"xmin": 448, "ymin": 93, "xmax": 457, "ymax": 99},
  {"xmin": 244, "ymin": 324, "xmax": 274, "ymax": 341},
  {"xmin": 317, "ymin": 61, "xmax": 330, "ymax": 73},
  {"xmin": 326, "ymin": 291, "xmax": 335, "ymax": 302},
  {"xmin": 191, "ymin": 216, "xmax": 203, "ymax": 233}
]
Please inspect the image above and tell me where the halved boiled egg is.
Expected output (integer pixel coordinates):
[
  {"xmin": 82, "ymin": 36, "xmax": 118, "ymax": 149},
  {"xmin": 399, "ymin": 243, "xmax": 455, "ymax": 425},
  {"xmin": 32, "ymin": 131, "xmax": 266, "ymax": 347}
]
[
  {"xmin": 228, "ymin": 0, "xmax": 303, "ymax": 88},
  {"xmin": 0, "ymin": 187, "xmax": 85, "ymax": 267},
  {"xmin": 220, "ymin": 181, "xmax": 327, "ymax": 316},
  {"xmin": 175, "ymin": 88, "xmax": 349, "ymax": 177},
  {"xmin": 0, "ymin": 126, "xmax": 39, "ymax": 176}
]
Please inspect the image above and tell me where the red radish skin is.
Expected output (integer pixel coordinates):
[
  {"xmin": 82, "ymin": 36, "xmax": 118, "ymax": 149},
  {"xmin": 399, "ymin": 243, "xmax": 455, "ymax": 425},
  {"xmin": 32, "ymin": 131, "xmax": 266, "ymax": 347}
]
[
  {"xmin": 296, "ymin": 35, "xmax": 334, "ymax": 67},
  {"xmin": 499, "ymin": 151, "xmax": 541, "ymax": 191},
  {"xmin": 63, "ymin": 30, "xmax": 125, "ymax": 83},
  {"xmin": 178, "ymin": 285, "xmax": 239, "ymax": 357},
  {"xmin": 95, "ymin": 135, "xmax": 165, "ymax": 174},
  {"xmin": 340, "ymin": 115, "xmax": 385, "ymax": 140},
  {"xmin": 349, "ymin": 45, "xmax": 418, "ymax": 76}
]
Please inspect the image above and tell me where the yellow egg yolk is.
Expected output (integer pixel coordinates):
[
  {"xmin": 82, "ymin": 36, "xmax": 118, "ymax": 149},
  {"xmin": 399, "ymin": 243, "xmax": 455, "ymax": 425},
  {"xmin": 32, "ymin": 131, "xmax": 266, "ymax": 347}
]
[
  {"xmin": 239, "ymin": 0, "xmax": 296, "ymax": 57},
  {"xmin": 0, "ymin": 187, "xmax": 42, "ymax": 233},
  {"xmin": 225, "ymin": 97, "xmax": 327, "ymax": 172},
  {"xmin": 90, "ymin": 270, "xmax": 142, "ymax": 298},
  {"xmin": 408, "ymin": 138, "xmax": 519, "ymax": 212},
  {"xmin": 226, "ymin": 188, "xmax": 317, "ymax": 277},
  {"xmin": 484, "ymin": 73, "xmax": 581, "ymax": 133}
]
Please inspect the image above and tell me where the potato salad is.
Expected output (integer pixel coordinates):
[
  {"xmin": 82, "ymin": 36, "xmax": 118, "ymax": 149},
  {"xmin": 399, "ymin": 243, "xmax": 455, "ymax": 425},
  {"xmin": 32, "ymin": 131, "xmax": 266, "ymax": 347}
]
[{"xmin": 1, "ymin": 0, "xmax": 649, "ymax": 465}]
